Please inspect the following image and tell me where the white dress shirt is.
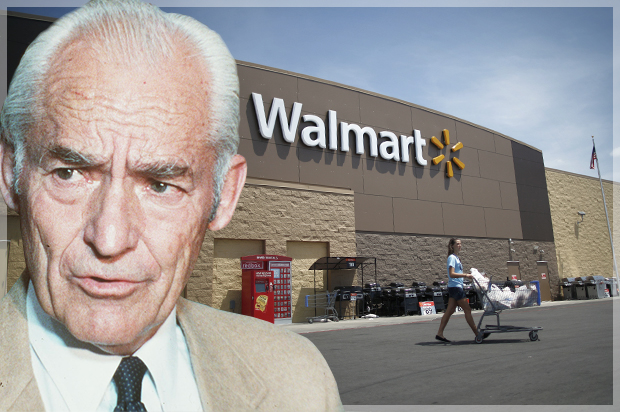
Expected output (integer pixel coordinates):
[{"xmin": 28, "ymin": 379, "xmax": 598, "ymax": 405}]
[{"xmin": 27, "ymin": 282, "xmax": 203, "ymax": 411}]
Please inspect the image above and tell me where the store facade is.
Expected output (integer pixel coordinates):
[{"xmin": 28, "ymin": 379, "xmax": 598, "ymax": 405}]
[{"xmin": 5, "ymin": 12, "xmax": 615, "ymax": 323}]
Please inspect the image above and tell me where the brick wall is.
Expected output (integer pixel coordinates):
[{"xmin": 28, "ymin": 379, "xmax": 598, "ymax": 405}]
[{"xmin": 356, "ymin": 233, "xmax": 559, "ymax": 299}]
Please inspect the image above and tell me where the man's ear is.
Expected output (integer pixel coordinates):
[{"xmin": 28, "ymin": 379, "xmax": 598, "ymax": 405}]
[
  {"xmin": 0, "ymin": 141, "xmax": 19, "ymax": 212},
  {"xmin": 207, "ymin": 154, "xmax": 247, "ymax": 232}
]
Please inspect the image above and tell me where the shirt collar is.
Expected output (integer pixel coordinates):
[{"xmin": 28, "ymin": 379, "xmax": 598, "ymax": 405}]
[{"xmin": 27, "ymin": 282, "xmax": 180, "ymax": 411}]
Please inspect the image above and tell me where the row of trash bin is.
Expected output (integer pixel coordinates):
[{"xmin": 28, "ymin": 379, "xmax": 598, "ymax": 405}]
[
  {"xmin": 559, "ymin": 276, "xmax": 619, "ymax": 300},
  {"xmin": 333, "ymin": 279, "xmax": 528, "ymax": 318}
]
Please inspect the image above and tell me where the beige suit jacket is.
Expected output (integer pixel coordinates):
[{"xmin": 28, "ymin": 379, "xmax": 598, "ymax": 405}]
[{"xmin": 0, "ymin": 275, "xmax": 343, "ymax": 411}]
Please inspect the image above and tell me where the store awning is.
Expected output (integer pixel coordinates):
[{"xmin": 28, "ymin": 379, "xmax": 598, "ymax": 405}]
[{"xmin": 308, "ymin": 256, "xmax": 373, "ymax": 271}]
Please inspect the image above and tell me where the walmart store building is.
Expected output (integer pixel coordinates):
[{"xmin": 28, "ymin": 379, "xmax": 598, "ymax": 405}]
[{"xmin": 2, "ymin": 12, "xmax": 616, "ymax": 322}]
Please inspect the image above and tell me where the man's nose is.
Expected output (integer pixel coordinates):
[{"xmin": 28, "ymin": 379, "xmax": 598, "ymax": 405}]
[{"xmin": 84, "ymin": 177, "xmax": 140, "ymax": 258}]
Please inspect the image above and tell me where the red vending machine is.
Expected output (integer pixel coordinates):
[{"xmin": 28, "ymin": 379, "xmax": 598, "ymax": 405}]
[{"xmin": 241, "ymin": 255, "xmax": 293, "ymax": 324}]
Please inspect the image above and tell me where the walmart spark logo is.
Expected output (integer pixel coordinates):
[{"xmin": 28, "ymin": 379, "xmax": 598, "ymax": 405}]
[{"xmin": 430, "ymin": 130, "xmax": 465, "ymax": 178}]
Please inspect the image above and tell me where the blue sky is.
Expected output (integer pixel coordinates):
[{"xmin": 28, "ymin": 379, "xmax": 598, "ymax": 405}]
[{"xmin": 4, "ymin": 1, "xmax": 617, "ymax": 182}]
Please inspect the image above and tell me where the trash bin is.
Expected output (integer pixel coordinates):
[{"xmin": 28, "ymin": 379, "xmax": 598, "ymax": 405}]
[
  {"xmin": 571, "ymin": 278, "xmax": 587, "ymax": 300},
  {"xmin": 586, "ymin": 276, "xmax": 607, "ymax": 299},
  {"xmin": 578, "ymin": 277, "xmax": 598, "ymax": 299},
  {"xmin": 560, "ymin": 278, "xmax": 574, "ymax": 300}
]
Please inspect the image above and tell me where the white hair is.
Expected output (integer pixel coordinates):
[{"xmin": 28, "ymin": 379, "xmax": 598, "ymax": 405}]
[{"xmin": 0, "ymin": 0, "xmax": 240, "ymax": 221}]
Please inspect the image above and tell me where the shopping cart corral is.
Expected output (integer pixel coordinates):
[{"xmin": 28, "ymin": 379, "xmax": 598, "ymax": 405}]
[
  {"xmin": 308, "ymin": 256, "xmax": 377, "ymax": 318},
  {"xmin": 472, "ymin": 275, "xmax": 543, "ymax": 344},
  {"xmin": 305, "ymin": 291, "xmax": 339, "ymax": 324}
]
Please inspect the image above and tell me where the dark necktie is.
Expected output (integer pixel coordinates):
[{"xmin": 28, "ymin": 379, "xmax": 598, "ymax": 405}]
[{"xmin": 113, "ymin": 356, "xmax": 148, "ymax": 412}]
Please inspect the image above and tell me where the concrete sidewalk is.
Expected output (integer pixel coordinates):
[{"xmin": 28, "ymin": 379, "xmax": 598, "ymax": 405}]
[{"xmin": 281, "ymin": 297, "xmax": 614, "ymax": 334}]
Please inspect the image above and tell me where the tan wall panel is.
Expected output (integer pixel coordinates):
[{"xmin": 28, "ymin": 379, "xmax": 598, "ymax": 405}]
[
  {"xmin": 448, "ymin": 147, "xmax": 480, "ymax": 178},
  {"xmin": 442, "ymin": 203, "xmax": 487, "ymax": 238},
  {"xmin": 500, "ymin": 182, "xmax": 520, "ymax": 211},
  {"xmin": 298, "ymin": 147, "xmax": 364, "ymax": 192},
  {"xmin": 484, "ymin": 208, "xmax": 523, "ymax": 239},
  {"xmin": 514, "ymin": 157, "xmax": 548, "ymax": 188},
  {"xmin": 410, "ymin": 107, "xmax": 458, "ymax": 142},
  {"xmin": 238, "ymin": 64, "xmax": 299, "ymax": 106},
  {"xmin": 494, "ymin": 135, "xmax": 513, "ymax": 157},
  {"xmin": 461, "ymin": 176, "xmax": 502, "ymax": 209},
  {"xmin": 239, "ymin": 138, "xmax": 300, "ymax": 183},
  {"xmin": 416, "ymin": 171, "xmax": 464, "ymax": 204},
  {"xmin": 518, "ymin": 185, "xmax": 552, "ymax": 214},
  {"xmin": 455, "ymin": 121, "xmax": 495, "ymax": 152},
  {"xmin": 546, "ymin": 169, "xmax": 615, "ymax": 280},
  {"xmin": 214, "ymin": 239, "xmax": 265, "ymax": 258},
  {"xmin": 362, "ymin": 159, "xmax": 417, "ymax": 199},
  {"xmin": 358, "ymin": 94, "xmax": 413, "ymax": 133},
  {"xmin": 286, "ymin": 241, "xmax": 329, "ymax": 323},
  {"xmin": 354, "ymin": 193, "xmax": 394, "ymax": 232},
  {"xmin": 393, "ymin": 198, "xmax": 444, "ymax": 235},
  {"xmin": 478, "ymin": 150, "xmax": 517, "ymax": 184}
]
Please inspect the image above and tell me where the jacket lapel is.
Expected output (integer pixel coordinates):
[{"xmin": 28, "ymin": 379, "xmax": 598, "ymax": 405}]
[
  {"xmin": 177, "ymin": 298, "xmax": 268, "ymax": 411},
  {"xmin": 0, "ymin": 274, "xmax": 45, "ymax": 411}
]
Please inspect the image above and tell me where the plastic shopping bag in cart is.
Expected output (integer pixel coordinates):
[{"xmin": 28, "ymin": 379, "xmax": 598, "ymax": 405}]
[
  {"xmin": 512, "ymin": 285, "xmax": 538, "ymax": 308},
  {"xmin": 485, "ymin": 284, "xmax": 513, "ymax": 310},
  {"xmin": 470, "ymin": 268, "xmax": 489, "ymax": 290}
]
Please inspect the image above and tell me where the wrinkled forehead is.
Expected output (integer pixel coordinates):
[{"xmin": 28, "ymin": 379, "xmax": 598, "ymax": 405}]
[{"xmin": 32, "ymin": 32, "xmax": 212, "ymax": 147}]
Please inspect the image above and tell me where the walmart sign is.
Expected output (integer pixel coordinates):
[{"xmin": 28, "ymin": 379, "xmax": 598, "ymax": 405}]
[{"xmin": 252, "ymin": 93, "xmax": 465, "ymax": 177}]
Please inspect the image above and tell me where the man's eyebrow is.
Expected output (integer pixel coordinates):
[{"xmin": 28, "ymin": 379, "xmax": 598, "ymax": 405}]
[
  {"xmin": 133, "ymin": 161, "xmax": 192, "ymax": 180},
  {"xmin": 43, "ymin": 144, "xmax": 101, "ymax": 167}
]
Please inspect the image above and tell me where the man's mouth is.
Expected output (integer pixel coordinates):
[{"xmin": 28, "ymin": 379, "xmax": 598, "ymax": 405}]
[{"xmin": 72, "ymin": 275, "xmax": 143, "ymax": 299}]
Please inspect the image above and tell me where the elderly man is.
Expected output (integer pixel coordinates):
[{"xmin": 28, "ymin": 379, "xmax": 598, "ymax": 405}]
[{"xmin": 0, "ymin": 1, "xmax": 342, "ymax": 411}]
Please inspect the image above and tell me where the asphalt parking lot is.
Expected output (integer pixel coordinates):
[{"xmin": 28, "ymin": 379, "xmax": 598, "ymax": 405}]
[{"xmin": 284, "ymin": 298, "xmax": 618, "ymax": 410}]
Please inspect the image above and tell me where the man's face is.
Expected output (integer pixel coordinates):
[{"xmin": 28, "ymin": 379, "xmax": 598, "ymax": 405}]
[{"xmin": 7, "ymin": 39, "xmax": 240, "ymax": 354}]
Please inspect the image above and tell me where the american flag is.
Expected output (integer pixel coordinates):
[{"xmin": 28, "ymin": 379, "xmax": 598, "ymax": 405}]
[{"xmin": 590, "ymin": 146, "xmax": 597, "ymax": 169}]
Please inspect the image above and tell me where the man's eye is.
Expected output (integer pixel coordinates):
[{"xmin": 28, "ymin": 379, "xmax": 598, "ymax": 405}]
[
  {"xmin": 150, "ymin": 182, "xmax": 169, "ymax": 194},
  {"xmin": 55, "ymin": 168, "xmax": 76, "ymax": 180}
]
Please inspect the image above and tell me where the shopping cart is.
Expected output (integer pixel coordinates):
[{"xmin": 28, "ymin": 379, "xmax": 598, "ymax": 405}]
[
  {"xmin": 472, "ymin": 276, "xmax": 543, "ymax": 344},
  {"xmin": 305, "ymin": 291, "xmax": 339, "ymax": 324}
]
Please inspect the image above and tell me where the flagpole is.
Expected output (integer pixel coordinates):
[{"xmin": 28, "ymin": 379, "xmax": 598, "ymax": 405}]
[{"xmin": 592, "ymin": 136, "xmax": 619, "ymax": 284}]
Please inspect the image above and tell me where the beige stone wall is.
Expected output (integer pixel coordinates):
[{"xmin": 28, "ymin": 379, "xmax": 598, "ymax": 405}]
[
  {"xmin": 546, "ymin": 168, "xmax": 616, "ymax": 284},
  {"xmin": 189, "ymin": 179, "xmax": 357, "ymax": 320},
  {"xmin": 212, "ymin": 239, "xmax": 265, "ymax": 313}
]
